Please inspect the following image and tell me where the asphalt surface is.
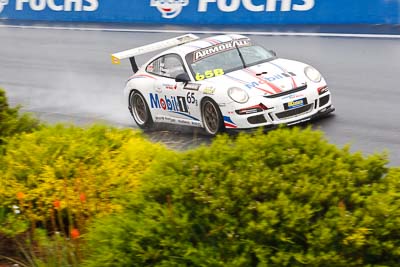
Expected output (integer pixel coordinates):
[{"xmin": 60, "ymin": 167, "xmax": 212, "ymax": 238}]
[{"xmin": 0, "ymin": 26, "xmax": 399, "ymax": 165}]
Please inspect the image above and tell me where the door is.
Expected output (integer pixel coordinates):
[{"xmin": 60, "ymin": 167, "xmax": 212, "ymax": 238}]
[{"xmin": 146, "ymin": 54, "xmax": 198, "ymax": 125}]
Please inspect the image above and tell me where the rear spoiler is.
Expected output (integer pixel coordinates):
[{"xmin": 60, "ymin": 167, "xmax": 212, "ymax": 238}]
[{"xmin": 111, "ymin": 34, "xmax": 200, "ymax": 73}]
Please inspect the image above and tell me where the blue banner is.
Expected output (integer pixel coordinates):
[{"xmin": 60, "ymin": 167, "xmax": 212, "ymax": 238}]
[{"xmin": 0, "ymin": 0, "xmax": 399, "ymax": 25}]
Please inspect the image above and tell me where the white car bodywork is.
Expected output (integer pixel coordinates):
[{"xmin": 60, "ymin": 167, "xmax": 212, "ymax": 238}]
[{"xmin": 112, "ymin": 34, "xmax": 334, "ymax": 134}]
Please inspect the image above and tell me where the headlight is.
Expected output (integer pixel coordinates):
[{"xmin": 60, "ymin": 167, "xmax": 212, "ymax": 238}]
[
  {"xmin": 304, "ymin": 66, "xmax": 322, "ymax": 83},
  {"xmin": 228, "ymin": 87, "xmax": 249, "ymax": 103}
]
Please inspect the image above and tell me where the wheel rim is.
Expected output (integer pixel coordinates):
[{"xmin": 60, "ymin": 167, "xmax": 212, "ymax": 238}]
[
  {"xmin": 132, "ymin": 93, "xmax": 148, "ymax": 125},
  {"xmin": 203, "ymin": 101, "xmax": 220, "ymax": 134}
]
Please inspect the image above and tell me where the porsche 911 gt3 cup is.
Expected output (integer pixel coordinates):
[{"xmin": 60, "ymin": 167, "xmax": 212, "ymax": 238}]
[{"xmin": 112, "ymin": 34, "xmax": 334, "ymax": 135}]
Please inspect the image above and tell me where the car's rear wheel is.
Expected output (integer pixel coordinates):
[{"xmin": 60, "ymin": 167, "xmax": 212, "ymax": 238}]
[
  {"xmin": 201, "ymin": 98, "xmax": 224, "ymax": 136},
  {"xmin": 129, "ymin": 90, "xmax": 153, "ymax": 129}
]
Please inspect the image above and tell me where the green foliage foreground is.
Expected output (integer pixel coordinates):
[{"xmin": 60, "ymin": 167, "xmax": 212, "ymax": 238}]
[
  {"xmin": 84, "ymin": 128, "xmax": 400, "ymax": 267},
  {"xmin": 0, "ymin": 124, "xmax": 169, "ymax": 266},
  {"xmin": 0, "ymin": 125, "xmax": 169, "ymax": 236},
  {"xmin": 1, "ymin": 88, "xmax": 400, "ymax": 266}
]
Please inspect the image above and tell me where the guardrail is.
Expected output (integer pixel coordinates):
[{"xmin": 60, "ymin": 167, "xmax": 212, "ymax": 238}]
[{"xmin": 0, "ymin": 0, "xmax": 399, "ymax": 25}]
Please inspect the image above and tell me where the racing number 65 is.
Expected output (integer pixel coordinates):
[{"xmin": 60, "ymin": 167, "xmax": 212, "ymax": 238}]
[{"xmin": 187, "ymin": 92, "xmax": 195, "ymax": 104}]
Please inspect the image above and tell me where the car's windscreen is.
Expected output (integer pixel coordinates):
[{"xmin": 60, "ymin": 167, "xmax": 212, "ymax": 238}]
[{"xmin": 186, "ymin": 44, "xmax": 275, "ymax": 81}]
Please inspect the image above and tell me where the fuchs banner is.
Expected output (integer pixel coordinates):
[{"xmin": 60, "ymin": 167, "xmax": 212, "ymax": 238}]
[{"xmin": 0, "ymin": 0, "xmax": 399, "ymax": 25}]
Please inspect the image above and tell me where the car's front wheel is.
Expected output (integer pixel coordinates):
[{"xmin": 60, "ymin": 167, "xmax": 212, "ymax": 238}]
[
  {"xmin": 129, "ymin": 90, "xmax": 153, "ymax": 129},
  {"xmin": 201, "ymin": 98, "xmax": 224, "ymax": 136}
]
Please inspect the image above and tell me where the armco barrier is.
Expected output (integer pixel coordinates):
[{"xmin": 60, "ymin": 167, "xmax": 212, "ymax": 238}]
[{"xmin": 0, "ymin": 0, "xmax": 399, "ymax": 25}]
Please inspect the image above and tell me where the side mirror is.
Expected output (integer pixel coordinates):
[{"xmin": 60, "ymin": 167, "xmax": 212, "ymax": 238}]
[
  {"xmin": 269, "ymin": 50, "xmax": 277, "ymax": 57},
  {"xmin": 175, "ymin": 73, "xmax": 191, "ymax": 83}
]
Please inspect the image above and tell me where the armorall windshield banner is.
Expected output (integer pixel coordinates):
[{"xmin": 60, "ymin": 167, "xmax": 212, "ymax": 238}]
[{"xmin": 0, "ymin": 0, "xmax": 399, "ymax": 25}]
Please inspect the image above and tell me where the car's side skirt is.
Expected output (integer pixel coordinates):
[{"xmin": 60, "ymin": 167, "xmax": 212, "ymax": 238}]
[{"xmin": 154, "ymin": 114, "xmax": 203, "ymax": 128}]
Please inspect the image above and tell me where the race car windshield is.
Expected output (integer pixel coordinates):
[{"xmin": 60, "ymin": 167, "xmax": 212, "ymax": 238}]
[{"xmin": 187, "ymin": 45, "xmax": 275, "ymax": 81}]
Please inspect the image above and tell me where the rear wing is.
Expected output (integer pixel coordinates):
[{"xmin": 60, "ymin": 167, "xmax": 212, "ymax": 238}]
[{"xmin": 111, "ymin": 34, "xmax": 199, "ymax": 73}]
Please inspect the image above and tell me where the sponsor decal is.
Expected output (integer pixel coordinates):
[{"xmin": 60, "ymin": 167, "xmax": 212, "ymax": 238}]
[
  {"xmin": 184, "ymin": 83, "xmax": 201, "ymax": 91},
  {"xmin": 226, "ymin": 74, "xmax": 274, "ymax": 95},
  {"xmin": 155, "ymin": 115, "xmax": 177, "ymax": 123},
  {"xmin": 0, "ymin": 0, "xmax": 8, "ymax": 13},
  {"xmin": 149, "ymin": 0, "xmax": 314, "ymax": 20},
  {"xmin": 177, "ymin": 119, "xmax": 191, "ymax": 125},
  {"xmin": 150, "ymin": 93, "xmax": 202, "ymax": 123},
  {"xmin": 245, "ymin": 72, "xmax": 296, "ymax": 89},
  {"xmin": 191, "ymin": 121, "xmax": 202, "ymax": 126},
  {"xmin": 268, "ymin": 62, "xmax": 298, "ymax": 88},
  {"xmin": 150, "ymin": 93, "xmax": 189, "ymax": 113},
  {"xmin": 163, "ymin": 83, "xmax": 177, "ymax": 90},
  {"xmin": 198, "ymin": 0, "xmax": 314, "ymax": 12},
  {"xmin": 203, "ymin": 86, "xmax": 215, "ymax": 95},
  {"xmin": 15, "ymin": 0, "xmax": 98, "ymax": 11},
  {"xmin": 203, "ymin": 86, "xmax": 216, "ymax": 95},
  {"xmin": 282, "ymin": 93, "xmax": 304, "ymax": 100},
  {"xmin": 150, "ymin": 0, "xmax": 189, "ymax": 19},
  {"xmin": 156, "ymin": 114, "xmax": 200, "ymax": 124},
  {"xmin": 193, "ymin": 39, "xmax": 251, "ymax": 62},
  {"xmin": 284, "ymin": 98, "xmax": 307, "ymax": 110}
]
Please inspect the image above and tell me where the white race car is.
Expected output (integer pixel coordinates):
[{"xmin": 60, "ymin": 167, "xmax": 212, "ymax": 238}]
[{"xmin": 112, "ymin": 34, "xmax": 334, "ymax": 135}]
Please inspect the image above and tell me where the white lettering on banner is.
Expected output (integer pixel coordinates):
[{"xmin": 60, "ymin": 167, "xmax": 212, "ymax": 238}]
[
  {"xmin": 83, "ymin": 0, "xmax": 97, "ymax": 11},
  {"xmin": 243, "ymin": 0, "xmax": 263, "ymax": 12},
  {"xmin": 0, "ymin": 0, "xmax": 9, "ymax": 14},
  {"xmin": 198, "ymin": 0, "xmax": 314, "ymax": 12},
  {"xmin": 150, "ymin": 0, "xmax": 189, "ymax": 19},
  {"xmin": 48, "ymin": 0, "xmax": 63, "ymax": 11},
  {"xmin": 266, "ymin": 0, "xmax": 290, "ymax": 11},
  {"xmin": 30, "ymin": 0, "xmax": 47, "ymax": 11},
  {"xmin": 15, "ymin": 0, "xmax": 25, "ymax": 10},
  {"xmin": 65, "ymin": 0, "xmax": 83, "ymax": 11},
  {"xmin": 198, "ymin": 0, "xmax": 213, "ymax": 12},
  {"xmin": 218, "ymin": 0, "xmax": 240, "ymax": 12},
  {"xmin": 15, "ymin": 0, "xmax": 98, "ymax": 11},
  {"xmin": 293, "ymin": 0, "xmax": 313, "ymax": 11}
]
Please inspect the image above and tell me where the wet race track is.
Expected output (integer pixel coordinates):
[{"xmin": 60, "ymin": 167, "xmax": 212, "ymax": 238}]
[{"xmin": 0, "ymin": 25, "xmax": 399, "ymax": 165}]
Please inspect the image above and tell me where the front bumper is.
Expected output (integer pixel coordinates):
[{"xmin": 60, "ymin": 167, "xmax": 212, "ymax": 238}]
[
  {"xmin": 286, "ymin": 104, "xmax": 335, "ymax": 126},
  {"xmin": 221, "ymin": 90, "xmax": 335, "ymax": 131},
  {"xmin": 226, "ymin": 105, "xmax": 335, "ymax": 133}
]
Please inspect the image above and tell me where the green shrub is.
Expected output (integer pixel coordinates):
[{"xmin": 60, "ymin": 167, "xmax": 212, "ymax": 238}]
[
  {"xmin": 0, "ymin": 89, "xmax": 40, "ymax": 143},
  {"xmin": 84, "ymin": 128, "xmax": 400, "ymax": 267},
  {"xmin": 0, "ymin": 125, "xmax": 169, "ymax": 237}
]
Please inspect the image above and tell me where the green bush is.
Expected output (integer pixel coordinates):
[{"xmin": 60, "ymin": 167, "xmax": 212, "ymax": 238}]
[
  {"xmin": 0, "ymin": 124, "xmax": 170, "ymax": 266},
  {"xmin": 0, "ymin": 125, "xmax": 169, "ymax": 236},
  {"xmin": 0, "ymin": 88, "xmax": 174, "ymax": 266},
  {"xmin": 84, "ymin": 128, "xmax": 400, "ymax": 267},
  {"xmin": 0, "ymin": 88, "xmax": 40, "ymax": 143}
]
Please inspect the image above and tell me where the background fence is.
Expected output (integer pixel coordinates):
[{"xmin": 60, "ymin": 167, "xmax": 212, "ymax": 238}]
[{"xmin": 0, "ymin": 0, "xmax": 399, "ymax": 25}]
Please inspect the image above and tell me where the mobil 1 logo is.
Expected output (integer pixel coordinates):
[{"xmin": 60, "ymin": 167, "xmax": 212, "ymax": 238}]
[{"xmin": 150, "ymin": 93, "xmax": 189, "ymax": 113}]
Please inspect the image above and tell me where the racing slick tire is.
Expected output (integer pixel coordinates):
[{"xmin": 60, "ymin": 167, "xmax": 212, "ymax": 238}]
[
  {"xmin": 129, "ymin": 90, "xmax": 153, "ymax": 129},
  {"xmin": 201, "ymin": 98, "xmax": 224, "ymax": 136}
]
